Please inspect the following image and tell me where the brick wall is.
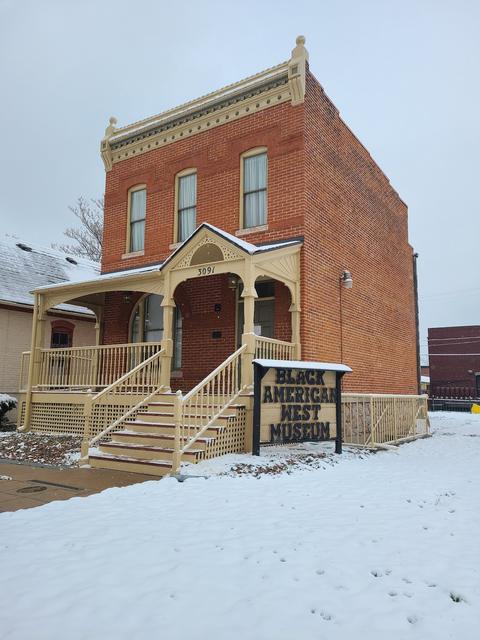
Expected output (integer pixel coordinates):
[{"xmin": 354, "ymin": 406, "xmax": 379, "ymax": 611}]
[
  {"xmin": 302, "ymin": 71, "xmax": 418, "ymax": 393},
  {"xmin": 102, "ymin": 101, "xmax": 305, "ymax": 274},
  {"xmin": 428, "ymin": 325, "xmax": 480, "ymax": 397},
  {"xmin": 100, "ymin": 68, "xmax": 418, "ymax": 394}
]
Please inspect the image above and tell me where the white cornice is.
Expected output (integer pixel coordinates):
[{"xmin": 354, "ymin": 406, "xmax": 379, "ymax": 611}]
[{"xmin": 100, "ymin": 37, "xmax": 309, "ymax": 171}]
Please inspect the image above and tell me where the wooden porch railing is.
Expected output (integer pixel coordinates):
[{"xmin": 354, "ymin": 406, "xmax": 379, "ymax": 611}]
[
  {"xmin": 19, "ymin": 351, "xmax": 30, "ymax": 391},
  {"xmin": 172, "ymin": 344, "xmax": 247, "ymax": 471},
  {"xmin": 20, "ymin": 342, "xmax": 163, "ymax": 391},
  {"xmin": 342, "ymin": 393, "xmax": 430, "ymax": 448},
  {"xmin": 81, "ymin": 347, "xmax": 166, "ymax": 459},
  {"xmin": 254, "ymin": 335, "xmax": 295, "ymax": 360}
]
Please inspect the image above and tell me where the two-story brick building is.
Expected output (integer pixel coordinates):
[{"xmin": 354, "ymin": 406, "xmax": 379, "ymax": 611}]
[{"xmin": 18, "ymin": 37, "xmax": 421, "ymax": 474}]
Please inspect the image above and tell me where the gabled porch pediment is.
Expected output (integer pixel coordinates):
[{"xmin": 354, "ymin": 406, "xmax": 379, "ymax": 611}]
[{"xmin": 31, "ymin": 223, "xmax": 303, "ymax": 313}]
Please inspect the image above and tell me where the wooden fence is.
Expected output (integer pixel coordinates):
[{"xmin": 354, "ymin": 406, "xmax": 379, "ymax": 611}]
[{"xmin": 342, "ymin": 393, "xmax": 430, "ymax": 448}]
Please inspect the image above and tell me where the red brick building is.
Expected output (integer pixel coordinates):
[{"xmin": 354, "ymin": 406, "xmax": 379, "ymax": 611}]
[
  {"xmin": 18, "ymin": 37, "xmax": 422, "ymax": 473},
  {"xmin": 429, "ymin": 325, "xmax": 480, "ymax": 398},
  {"xmin": 93, "ymin": 36, "xmax": 417, "ymax": 394}
]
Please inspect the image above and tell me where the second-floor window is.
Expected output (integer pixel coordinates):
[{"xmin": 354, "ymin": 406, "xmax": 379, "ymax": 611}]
[
  {"xmin": 128, "ymin": 186, "xmax": 146, "ymax": 252},
  {"xmin": 177, "ymin": 171, "xmax": 197, "ymax": 242},
  {"xmin": 243, "ymin": 151, "xmax": 267, "ymax": 228}
]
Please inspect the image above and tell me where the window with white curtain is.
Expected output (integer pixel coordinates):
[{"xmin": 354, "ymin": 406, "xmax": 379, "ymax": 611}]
[
  {"xmin": 177, "ymin": 172, "xmax": 197, "ymax": 242},
  {"xmin": 129, "ymin": 187, "xmax": 146, "ymax": 252},
  {"xmin": 243, "ymin": 152, "xmax": 267, "ymax": 228}
]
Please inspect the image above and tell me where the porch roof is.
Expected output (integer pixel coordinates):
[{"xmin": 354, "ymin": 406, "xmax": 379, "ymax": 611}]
[{"xmin": 32, "ymin": 223, "xmax": 303, "ymax": 295}]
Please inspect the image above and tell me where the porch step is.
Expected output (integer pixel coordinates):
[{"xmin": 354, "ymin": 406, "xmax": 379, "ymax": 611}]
[
  {"xmin": 87, "ymin": 382, "xmax": 247, "ymax": 476},
  {"xmin": 136, "ymin": 411, "xmax": 237, "ymax": 424},
  {"xmin": 89, "ymin": 453, "xmax": 173, "ymax": 477},
  {"xmin": 123, "ymin": 420, "xmax": 224, "ymax": 437},
  {"xmin": 110, "ymin": 430, "xmax": 211, "ymax": 449},
  {"xmin": 100, "ymin": 442, "xmax": 201, "ymax": 462}
]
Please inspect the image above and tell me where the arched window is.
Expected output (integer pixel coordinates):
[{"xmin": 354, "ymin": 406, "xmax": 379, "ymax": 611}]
[
  {"xmin": 129, "ymin": 294, "xmax": 182, "ymax": 369},
  {"xmin": 50, "ymin": 320, "xmax": 74, "ymax": 348}
]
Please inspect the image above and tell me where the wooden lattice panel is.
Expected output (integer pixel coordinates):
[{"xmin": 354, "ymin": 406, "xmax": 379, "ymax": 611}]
[
  {"xmin": 28, "ymin": 402, "xmax": 85, "ymax": 436},
  {"xmin": 22, "ymin": 392, "xmax": 148, "ymax": 438},
  {"xmin": 200, "ymin": 407, "xmax": 246, "ymax": 460}
]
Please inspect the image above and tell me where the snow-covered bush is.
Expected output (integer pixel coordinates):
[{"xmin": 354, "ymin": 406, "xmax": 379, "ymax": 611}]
[{"xmin": 0, "ymin": 394, "xmax": 17, "ymax": 426}]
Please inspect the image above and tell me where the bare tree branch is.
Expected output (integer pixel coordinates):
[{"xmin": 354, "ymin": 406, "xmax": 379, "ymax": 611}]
[{"xmin": 53, "ymin": 197, "xmax": 103, "ymax": 262}]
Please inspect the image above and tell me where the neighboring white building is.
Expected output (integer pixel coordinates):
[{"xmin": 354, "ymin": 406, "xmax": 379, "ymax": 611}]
[{"xmin": 0, "ymin": 235, "xmax": 99, "ymax": 419}]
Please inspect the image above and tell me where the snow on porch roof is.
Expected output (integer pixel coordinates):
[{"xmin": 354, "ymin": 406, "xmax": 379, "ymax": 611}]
[
  {"xmin": 254, "ymin": 359, "xmax": 352, "ymax": 373},
  {"xmin": 160, "ymin": 222, "xmax": 303, "ymax": 270},
  {"xmin": 0, "ymin": 234, "xmax": 99, "ymax": 314},
  {"xmin": 34, "ymin": 224, "xmax": 303, "ymax": 293}
]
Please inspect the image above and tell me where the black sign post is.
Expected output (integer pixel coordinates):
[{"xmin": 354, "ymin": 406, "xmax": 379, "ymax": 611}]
[{"xmin": 252, "ymin": 359, "xmax": 351, "ymax": 456}]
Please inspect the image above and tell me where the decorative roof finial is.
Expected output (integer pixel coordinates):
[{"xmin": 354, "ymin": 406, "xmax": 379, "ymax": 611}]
[
  {"xmin": 291, "ymin": 34, "xmax": 309, "ymax": 61},
  {"xmin": 104, "ymin": 116, "xmax": 117, "ymax": 139},
  {"xmin": 288, "ymin": 35, "xmax": 308, "ymax": 105}
]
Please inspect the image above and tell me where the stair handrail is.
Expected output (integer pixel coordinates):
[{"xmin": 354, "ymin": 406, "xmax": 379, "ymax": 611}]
[
  {"xmin": 90, "ymin": 347, "xmax": 165, "ymax": 403},
  {"xmin": 80, "ymin": 347, "xmax": 165, "ymax": 460},
  {"xmin": 176, "ymin": 344, "xmax": 247, "ymax": 463}
]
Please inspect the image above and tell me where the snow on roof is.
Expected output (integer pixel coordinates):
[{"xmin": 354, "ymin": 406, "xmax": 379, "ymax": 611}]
[
  {"xmin": 200, "ymin": 223, "xmax": 302, "ymax": 255},
  {"xmin": 35, "ymin": 262, "xmax": 163, "ymax": 293},
  {"xmin": 160, "ymin": 223, "xmax": 302, "ymax": 271},
  {"xmin": 254, "ymin": 359, "xmax": 352, "ymax": 373},
  {"xmin": 0, "ymin": 235, "xmax": 99, "ymax": 315}
]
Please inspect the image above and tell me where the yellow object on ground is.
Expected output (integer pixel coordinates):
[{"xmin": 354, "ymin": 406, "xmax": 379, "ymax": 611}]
[{"xmin": 472, "ymin": 403, "xmax": 480, "ymax": 414}]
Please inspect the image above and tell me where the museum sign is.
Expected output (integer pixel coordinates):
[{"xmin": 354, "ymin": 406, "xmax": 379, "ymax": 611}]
[{"xmin": 252, "ymin": 359, "xmax": 352, "ymax": 455}]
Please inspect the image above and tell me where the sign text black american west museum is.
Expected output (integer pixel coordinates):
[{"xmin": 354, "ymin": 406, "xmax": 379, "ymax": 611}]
[{"xmin": 252, "ymin": 360, "xmax": 352, "ymax": 455}]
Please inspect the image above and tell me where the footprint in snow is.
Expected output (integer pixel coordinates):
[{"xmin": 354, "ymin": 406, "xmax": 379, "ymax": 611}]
[
  {"xmin": 403, "ymin": 592, "xmax": 413, "ymax": 598},
  {"xmin": 388, "ymin": 591, "xmax": 398, "ymax": 597},
  {"xmin": 407, "ymin": 615, "xmax": 418, "ymax": 624},
  {"xmin": 402, "ymin": 578, "xmax": 412, "ymax": 584},
  {"xmin": 315, "ymin": 569, "xmax": 325, "ymax": 575},
  {"xmin": 371, "ymin": 570, "xmax": 383, "ymax": 578},
  {"xmin": 450, "ymin": 592, "xmax": 467, "ymax": 603}
]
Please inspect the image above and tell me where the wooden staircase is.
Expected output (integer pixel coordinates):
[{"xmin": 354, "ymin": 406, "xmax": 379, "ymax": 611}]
[{"xmin": 88, "ymin": 391, "xmax": 245, "ymax": 476}]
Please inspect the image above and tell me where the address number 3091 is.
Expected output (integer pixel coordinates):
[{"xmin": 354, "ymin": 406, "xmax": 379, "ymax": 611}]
[{"xmin": 197, "ymin": 266, "xmax": 215, "ymax": 276}]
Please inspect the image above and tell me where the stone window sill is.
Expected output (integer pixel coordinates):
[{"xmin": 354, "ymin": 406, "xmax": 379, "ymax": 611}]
[
  {"xmin": 235, "ymin": 224, "xmax": 268, "ymax": 237},
  {"xmin": 121, "ymin": 250, "xmax": 145, "ymax": 260}
]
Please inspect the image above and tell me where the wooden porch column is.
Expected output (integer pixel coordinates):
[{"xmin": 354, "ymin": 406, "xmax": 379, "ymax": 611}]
[
  {"xmin": 241, "ymin": 260, "xmax": 257, "ymax": 391},
  {"xmin": 21, "ymin": 293, "xmax": 46, "ymax": 432},
  {"xmin": 160, "ymin": 295, "xmax": 175, "ymax": 390},
  {"xmin": 290, "ymin": 302, "xmax": 301, "ymax": 360},
  {"xmin": 91, "ymin": 306, "xmax": 104, "ymax": 388}
]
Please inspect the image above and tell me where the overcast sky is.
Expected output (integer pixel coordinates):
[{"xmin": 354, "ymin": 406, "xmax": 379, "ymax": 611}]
[{"xmin": 1, "ymin": 0, "xmax": 479, "ymax": 360}]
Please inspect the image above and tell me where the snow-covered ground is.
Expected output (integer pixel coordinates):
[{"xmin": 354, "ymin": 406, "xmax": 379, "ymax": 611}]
[{"xmin": 1, "ymin": 412, "xmax": 479, "ymax": 639}]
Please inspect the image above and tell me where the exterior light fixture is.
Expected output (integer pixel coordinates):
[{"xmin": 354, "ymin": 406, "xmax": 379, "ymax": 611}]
[
  {"xmin": 214, "ymin": 303, "xmax": 222, "ymax": 317},
  {"xmin": 227, "ymin": 274, "xmax": 239, "ymax": 290},
  {"xmin": 123, "ymin": 293, "xmax": 132, "ymax": 304},
  {"xmin": 340, "ymin": 270, "xmax": 353, "ymax": 289}
]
